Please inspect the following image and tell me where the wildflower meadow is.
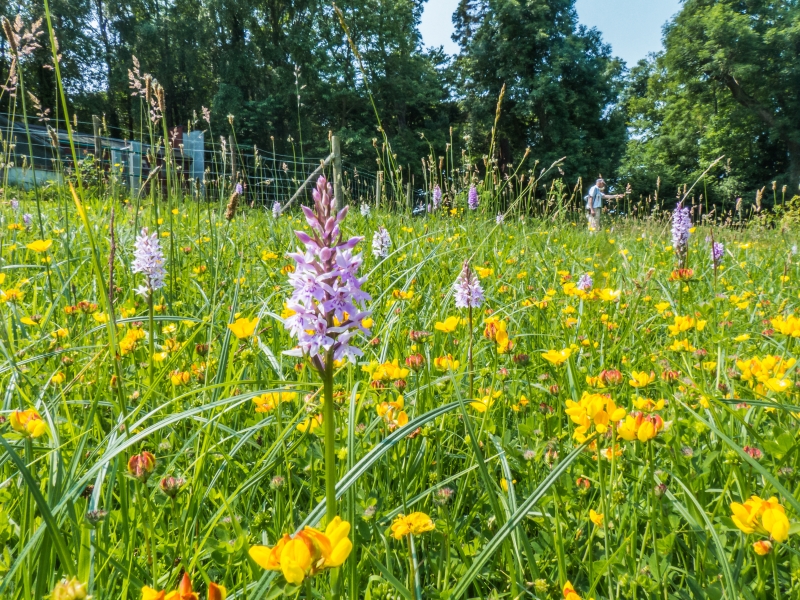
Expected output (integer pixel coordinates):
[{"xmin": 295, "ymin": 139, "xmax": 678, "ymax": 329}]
[
  {"xmin": 2, "ymin": 5, "xmax": 800, "ymax": 600},
  {"xmin": 3, "ymin": 156, "xmax": 800, "ymax": 600}
]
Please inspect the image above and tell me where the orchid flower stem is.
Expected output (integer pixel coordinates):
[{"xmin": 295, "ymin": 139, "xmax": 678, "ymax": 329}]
[
  {"xmin": 323, "ymin": 359, "xmax": 337, "ymax": 526},
  {"xmin": 468, "ymin": 305, "xmax": 474, "ymax": 400},
  {"xmin": 148, "ymin": 293, "xmax": 155, "ymax": 385}
]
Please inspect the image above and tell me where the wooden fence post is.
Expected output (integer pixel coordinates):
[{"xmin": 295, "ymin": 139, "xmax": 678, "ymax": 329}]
[
  {"xmin": 92, "ymin": 115, "xmax": 102, "ymax": 159},
  {"xmin": 406, "ymin": 179, "xmax": 412, "ymax": 214},
  {"xmin": 332, "ymin": 135, "xmax": 343, "ymax": 211}
]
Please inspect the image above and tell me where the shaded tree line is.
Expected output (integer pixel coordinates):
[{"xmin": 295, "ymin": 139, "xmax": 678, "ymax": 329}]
[{"xmin": 0, "ymin": 0, "xmax": 797, "ymax": 203}]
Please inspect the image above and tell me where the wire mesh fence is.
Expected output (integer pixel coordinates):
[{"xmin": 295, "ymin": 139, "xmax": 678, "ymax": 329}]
[{"xmin": 0, "ymin": 114, "xmax": 380, "ymax": 207}]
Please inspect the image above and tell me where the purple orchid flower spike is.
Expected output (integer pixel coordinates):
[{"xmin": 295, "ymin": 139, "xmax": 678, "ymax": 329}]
[{"xmin": 283, "ymin": 176, "xmax": 372, "ymax": 373}]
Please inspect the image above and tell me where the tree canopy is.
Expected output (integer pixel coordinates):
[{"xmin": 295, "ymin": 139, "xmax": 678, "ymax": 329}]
[{"xmin": 0, "ymin": 0, "xmax": 798, "ymax": 198}]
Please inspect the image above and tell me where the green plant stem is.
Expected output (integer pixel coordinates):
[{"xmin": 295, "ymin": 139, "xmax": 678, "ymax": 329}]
[{"xmin": 323, "ymin": 355, "xmax": 337, "ymax": 525}]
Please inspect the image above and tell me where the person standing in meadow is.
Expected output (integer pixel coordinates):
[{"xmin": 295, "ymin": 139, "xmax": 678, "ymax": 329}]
[{"xmin": 585, "ymin": 178, "xmax": 622, "ymax": 232}]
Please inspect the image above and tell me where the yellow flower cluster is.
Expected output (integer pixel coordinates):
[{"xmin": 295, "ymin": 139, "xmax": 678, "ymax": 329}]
[
  {"xmin": 249, "ymin": 517, "xmax": 352, "ymax": 584},
  {"xmin": 730, "ymin": 495, "xmax": 791, "ymax": 544},
  {"xmin": 667, "ymin": 315, "xmax": 706, "ymax": 336},
  {"xmin": 253, "ymin": 391, "xmax": 298, "ymax": 413},
  {"xmin": 390, "ymin": 512, "xmax": 435, "ymax": 539},
  {"xmin": 362, "ymin": 359, "xmax": 409, "ymax": 382},
  {"xmin": 119, "ymin": 327, "xmax": 146, "ymax": 355},
  {"xmin": 617, "ymin": 411, "xmax": 664, "ymax": 442},
  {"xmin": 771, "ymin": 314, "xmax": 800, "ymax": 337},
  {"xmin": 565, "ymin": 392, "xmax": 626, "ymax": 442},
  {"xmin": 376, "ymin": 395, "xmax": 409, "ymax": 429},
  {"xmin": 736, "ymin": 355, "xmax": 796, "ymax": 394}
]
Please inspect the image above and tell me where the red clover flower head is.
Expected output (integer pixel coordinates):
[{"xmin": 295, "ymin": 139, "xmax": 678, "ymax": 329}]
[{"xmin": 283, "ymin": 176, "xmax": 371, "ymax": 372}]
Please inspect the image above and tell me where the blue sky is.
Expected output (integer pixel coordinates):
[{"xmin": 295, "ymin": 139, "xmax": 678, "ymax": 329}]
[{"xmin": 419, "ymin": 0, "xmax": 682, "ymax": 66}]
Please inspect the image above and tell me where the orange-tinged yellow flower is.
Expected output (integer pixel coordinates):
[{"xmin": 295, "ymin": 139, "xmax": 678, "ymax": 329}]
[
  {"xmin": 228, "ymin": 317, "xmax": 259, "ymax": 339},
  {"xmin": 433, "ymin": 354, "xmax": 460, "ymax": 371},
  {"xmin": 495, "ymin": 328, "xmax": 512, "ymax": 354},
  {"xmin": 141, "ymin": 586, "xmax": 166, "ymax": 600},
  {"xmin": 730, "ymin": 495, "xmax": 791, "ymax": 543},
  {"xmin": 170, "ymin": 371, "xmax": 190, "ymax": 386},
  {"xmin": 9, "ymin": 409, "xmax": 48, "ymax": 438},
  {"xmin": 542, "ymin": 348, "xmax": 572, "ymax": 366},
  {"xmin": 628, "ymin": 371, "xmax": 655, "ymax": 388},
  {"xmin": 434, "ymin": 316, "xmax": 461, "ymax": 333},
  {"xmin": 617, "ymin": 412, "xmax": 664, "ymax": 443},
  {"xmin": 26, "ymin": 239, "xmax": 53, "ymax": 253},
  {"xmin": 563, "ymin": 581, "xmax": 589, "ymax": 600},
  {"xmin": 249, "ymin": 517, "xmax": 352, "ymax": 584},
  {"xmin": 51, "ymin": 372, "xmax": 66, "ymax": 385},
  {"xmin": 737, "ymin": 356, "xmax": 796, "ymax": 387},
  {"xmin": 667, "ymin": 315, "xmax": 706, "ymax": 336},
  {"xmin": 207, "ymin": 582, "xmax": 227, "ymax": 600},
  {"xmin": 753, "ymin": 540, "xmax": 773, "ymax": 555},
  {"xmin": 391, "ymin": 512, "xmax": 435, "ymax": 539},
  {"xmin": 632, "ymin": 396, "xmax": 665, "ymax": 412},
  {"xmin": 376, "ymin": 395, "xmax": 409, "ymax": 429}
]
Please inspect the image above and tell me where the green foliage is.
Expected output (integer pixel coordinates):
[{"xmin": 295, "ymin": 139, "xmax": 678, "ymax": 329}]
[
  {"xmin": 620, "ymin": 0, "xmax": 800, "ymax": 207},
  {"xmin": 453, "ymin": 0, "xmax": 627, "ymax": 184}
]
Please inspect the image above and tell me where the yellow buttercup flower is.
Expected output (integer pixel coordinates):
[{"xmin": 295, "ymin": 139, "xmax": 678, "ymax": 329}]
[
  {"xmin": 628, "ymin": 371, "xmax": 655, "ymax": 388},
  {"xmin": 542, "ymin": 348, "xmax": 572, "ymax": 366},
  {"xmin": 391, "ymin": 512, "xmax": 435, "ymax": 539},
  {"xmin": 297, "ymin": 414, "xmax": 322, "ymax": 434},
  {"xmin": 228, "ymin": 317, "xmax": 259, "ymax": 339},
  {"xmin": 26, "ymin": 239, "xmax": 53, "ymax": 253},
  {"xmin": 434, "ymin": 316, "xmax": 461, "ymax": 333},
  {"xmin": 589, "ymin": 509, "xmax": 604, "ymax": 527},
  {"xmin": 470, "ymin": 390, "xmax": 501, "ymax": 413},
  {"xmin": 249, "ymin": 516, "xmax": 352, "ymax": 584}
]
